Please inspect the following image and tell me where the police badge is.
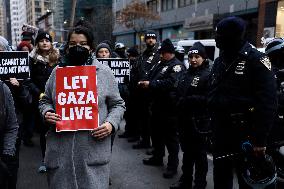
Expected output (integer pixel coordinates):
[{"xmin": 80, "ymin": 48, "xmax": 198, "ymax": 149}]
[
  {"xmin": 191, "ymin": 76, "xmax": 200, "ymax": 87},
  {"xmin": 260, "ymin": 56, "xmax": 272, "ymax": 71},
  {"xmin": 161, "ymin": 66, "xmax": 168, "ymax": 74},
  {"xmin": 173, "ymin": 65, "xmax": 182, "ymax": 72},
  {"xmin": 147, "ymin": 55, "xmax": 154, "ymax": 63},
  {"xmin": 235, "ymin": 61, "xmax": 246, "ymax": 75}
]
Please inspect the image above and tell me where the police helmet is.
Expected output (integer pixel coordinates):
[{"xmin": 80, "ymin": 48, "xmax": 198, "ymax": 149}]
[
  {"xmin": 265, "ymin": 38, "xmax": 284, "ymax": 55},
  {"xmin": 115, "ymin": 42, "xmax": 125, "ymax": 50},
  {"xmin": 175, "ymin": 46, "xmax": 185, "ymax": 62},
  {"xmin": 273, "ymin": 146, "xmax": 284, "ymax": 182},
  {"xmin": 241, "ymin": 154, "xmax": 277, "ymax": 189},
  {"xmin": 265, "ymin": 38, "xmax": 284, "ymax": 68},
  {"xmin": 175, "ymin": 46, "xmax": 185, "ymax": 54}
]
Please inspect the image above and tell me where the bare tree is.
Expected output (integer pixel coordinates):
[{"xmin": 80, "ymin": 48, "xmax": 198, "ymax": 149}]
[{"xmin": 117, "ymin": 0, "xmax": 160, "ymax": 50}]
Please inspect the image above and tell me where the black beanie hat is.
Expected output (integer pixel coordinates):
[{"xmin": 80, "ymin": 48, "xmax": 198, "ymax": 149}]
[
  {"xmin": 216, "ymin": 16, "xmax": 246, "ymax": 39},
  {"xmin": 127, "ymin": 47, "xmax": 139, "ymax": 57},
  {"xmin": 144, "ymin": 30, "xmax": 157, "ymax": 41},
  {"xmin": 95, "ymin": 43, "xmax": 112, "ymax": 57},
  {"xmin": 188, "ymin": 42, "xmax": 207, "ymax": 59},
  {"xmin": 159, "ymin": 38, "xmax": 175, "ymax": 53},
  {"xmin": 21, "ymin": 31, "xmax": 33, "ymax": 41},
  {"xmin": 35, "ymin": 31, "xmax": 52, "ymax": 44}
]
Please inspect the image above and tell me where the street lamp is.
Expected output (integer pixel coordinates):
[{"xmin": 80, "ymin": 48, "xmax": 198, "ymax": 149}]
[{"xmin": 245, "ymin": 0, "xmax": 249, "ymax": 11}]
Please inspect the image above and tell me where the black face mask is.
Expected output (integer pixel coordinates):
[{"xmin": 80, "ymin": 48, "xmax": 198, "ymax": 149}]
[
  {"xmin": 215, "ymin": 33, "xmax": 245, "ymax": 54},
  {"xmin": 68, "ymin": 45, "xmax": 90, "ymax": 66},
  {"xmin": 270, "ymin": 51, "xmax": 284, "ymax": 69}
]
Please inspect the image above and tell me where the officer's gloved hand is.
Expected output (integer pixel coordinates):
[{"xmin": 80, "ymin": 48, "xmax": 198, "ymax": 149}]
[
  {"xmin": 185, "ymin": 95, "xmax": 202, "ymax": 108},
  {"xmin": 253, "ymin": 146, "xmax": 267, "ymax": 157},
  {"xmin": 176, "ymin": 97, "xmax": 186, "ymax": 111},
  {"xmin": 0, "ymin": 154, "xmax": 17, "ymax": 176}
]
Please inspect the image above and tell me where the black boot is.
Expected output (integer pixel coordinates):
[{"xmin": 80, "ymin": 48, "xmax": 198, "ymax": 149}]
[
  {"xmin": 163, "ymin": 168, "xmax": 177, "ymax": 179},
  {"xmin": 127, "ymin": 136, "xmax": 140, "ymax": 143},
  {"xmin": 170, "ymin": 176, "xmax": 191, "ymax": 189},
  {"xmin": 132, "ymin": 140, "xmax": 151, "ymax": 149},
  {"xmin": 143, "ymin": 156, "xmax": 163, "ymax": 166},
  {"xmin": 145, "ymin": 148, "xmax": 154, "ymax": 155}
]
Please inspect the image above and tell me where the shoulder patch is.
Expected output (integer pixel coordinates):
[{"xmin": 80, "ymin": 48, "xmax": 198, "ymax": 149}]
[
  {"xmin": 260, "ymin": 56, "xmax": 271, "ymax": 71},
  {"xmin": 173, "ymin": 65, "xmax": 182, "ymax": 72}
]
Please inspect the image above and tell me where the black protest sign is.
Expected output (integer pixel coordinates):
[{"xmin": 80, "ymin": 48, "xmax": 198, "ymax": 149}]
[
  {"xmin": 0, "ymin": 51, "xmax": 30, "ymax": 80},
  {"xmin": 97, "ymin": 58, "xmax": 130, "ymax": 84}
]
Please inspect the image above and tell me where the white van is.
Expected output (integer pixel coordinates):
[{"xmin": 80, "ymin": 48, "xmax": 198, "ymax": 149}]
[{"xmin": 177, "ymin": 39, "xmax": 220, "ymax": 64}]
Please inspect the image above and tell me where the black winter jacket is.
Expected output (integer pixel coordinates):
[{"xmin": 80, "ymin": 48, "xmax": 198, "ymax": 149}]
[
  {"xmin": 208, "ymin": 42, "xmax": 277, "ymax": 146},
  {"xmin": 28, "ymin": 55, "xmax": 57, "ymax": 103},
  {"xmin": 175, "ymin": 60, "xmax": 211, "ymax": 117},
  {"xmin": 149, "ymin": 57, "xmax": 186, "ymax": 116}
]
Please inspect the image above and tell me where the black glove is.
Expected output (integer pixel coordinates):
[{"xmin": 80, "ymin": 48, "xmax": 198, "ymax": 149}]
[
  {"xmin": 176, "ymin": 97, "xmax": 187, "ymax": 112},
  {"xmin": 0, "ymin": 158, "xmax": 11, "ymax": 177},
  {"xmin": 0, "ymin": 154, "xmax": 17, "ymax": 176}
]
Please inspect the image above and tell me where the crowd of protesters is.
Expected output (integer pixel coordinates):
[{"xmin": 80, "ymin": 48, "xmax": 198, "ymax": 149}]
[{"xmin": 0, "ymin": 16, "xmax": 284, "ymax": 189}]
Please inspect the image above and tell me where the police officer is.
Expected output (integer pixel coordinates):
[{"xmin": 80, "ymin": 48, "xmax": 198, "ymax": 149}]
[
  {"xmin": 0, "ymin": 81, "xmax": 19, "ymax": 189},
  {"xmin": 114, "ymin": 42, "xmax": 128, "ymax": 58},
  {"xmin": 174, "ymin": 46, "xmax": 185, "ymax": 63},
  {"xmin": 129, "ymin": 31, "xmax": 160, "ymax": 149},
  {"xmin": 266, "ymin": 38, "xmax": 284, "ymax": 145},
  {"xmin": 140, "ymin": 38, "xmax": 185, "ymax": 179},
  {"xmin": 170, "ymin": 42, "xmax": 210, "ymax": 189},
  {"xmin": 208, "ymin": 17, "xmax": 277, "ymax": 189},
  {"xmin": 265, "ymin": 38, "xmax": 284, "ymax": 185}
]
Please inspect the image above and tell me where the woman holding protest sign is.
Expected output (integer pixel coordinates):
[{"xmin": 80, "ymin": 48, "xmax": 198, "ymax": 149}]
[
  {"xmin": 39, "ymin": 26, "xmax": 125, "ymax": 189},
  {"xmin": 28, "ymin": 31, "xmax": 60, "ymax": 172}
]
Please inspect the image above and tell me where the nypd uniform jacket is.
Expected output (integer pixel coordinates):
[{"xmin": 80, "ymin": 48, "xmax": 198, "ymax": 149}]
[
  {"xmin": 129, "ymin": 45, "xmax": 160, "ymax": 103},
  {"xmin": 274, "ymin": 68, "xmax": 284, "ymax": 115},
  {"xmin": 132, "ymin": 45, "xmax": 160, "ymax": 82},
  {"xmin": 208, "ymin": 42, "xmax": 277, "ymax": 147},
  {"xmin": 175, "ymin": 61, "xmax": 211, "ymax": 141},
  {"xmin": 268, "ymin": 67, "xmax": 284, "ymax": 144},
  {"xmin": 175, "ymin": 61, "xmax": 211, "ymax": 116},
  {"xmin": 149, "ymin": 57, "xmax": 185, "ymax": 116}
]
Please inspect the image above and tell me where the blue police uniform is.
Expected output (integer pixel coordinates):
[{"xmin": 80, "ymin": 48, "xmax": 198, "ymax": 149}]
[
  {"xmin": 129, "ymin": 44, "xmax": 160, "ymax": 147},
  {"xmin": 208, "ymin": 42, "xmax": 277, "ymax": 189},
  {"xmin": 147, "ymin": 56, "xmax": 185, "ymax": 173},
  {"xmin": 174, "ymin": 60, "xmax": 211, "ymax": 188}
]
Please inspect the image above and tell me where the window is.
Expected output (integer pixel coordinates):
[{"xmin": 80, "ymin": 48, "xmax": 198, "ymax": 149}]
[
  {"xmin": 162, "ymin": 0, "xmax": 174, "ymax": 11},
  {"xmin": 115, "ymin": 11, "xmax": 121, "ymax": 22},
  {"xmin": 179, "ymin": 0, "xmax": 196, "ymax": 7},
  {"xmin": 35, "ymin": 8, "xmax": 41, "ymax": 13},
  {"xmin": 147, "ymin": 0, "xmax": 158, "ymax": 13}
]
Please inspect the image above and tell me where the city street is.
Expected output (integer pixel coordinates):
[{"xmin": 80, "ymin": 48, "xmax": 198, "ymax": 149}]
[{"xmin": 17, "ymin": 128, "xmax": 218, "ymax": 189}]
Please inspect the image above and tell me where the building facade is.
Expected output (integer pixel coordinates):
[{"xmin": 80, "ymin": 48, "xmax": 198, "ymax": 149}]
[
  {"xmin": 26, "ymin": 0, "xmax": 52, "ymax": 27},
  {"xmin": 0, "ymin": 0, "xmax": 7, "ymax": 38},
  {"xmin": 63, "ymin": 0, "xmax": 113, "ymax": 45},
  {"xmin": 51, "ymin": 0, "xmax": 64, "ymax": 42},
  {"xmin": 10, "ymin": 0, "xmax": 27, "ymax": 46},
  {"xmin": 113, "ymin": 0, "xmax": 283, "ymax": 48},
  {"xmin": 257, "ymin": 0, "xmax": 284, "ymax": 46}
]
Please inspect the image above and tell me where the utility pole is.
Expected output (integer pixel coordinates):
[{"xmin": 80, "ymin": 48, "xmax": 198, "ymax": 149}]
[{"xmin": 70, "ymin": 0, "xmax": 77, "ymax": 27}]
